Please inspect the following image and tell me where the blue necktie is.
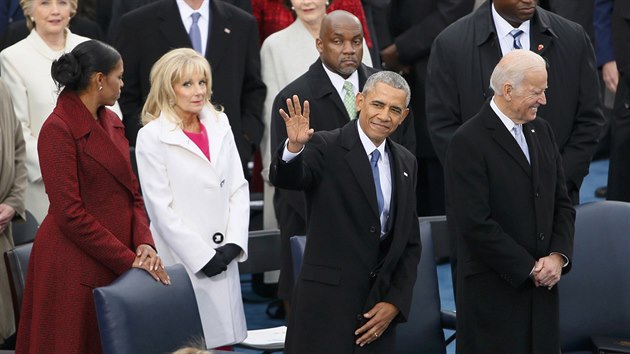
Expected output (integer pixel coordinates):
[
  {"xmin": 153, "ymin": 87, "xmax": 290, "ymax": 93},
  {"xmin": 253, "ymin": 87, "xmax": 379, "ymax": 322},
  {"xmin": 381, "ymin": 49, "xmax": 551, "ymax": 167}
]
[
  {"xmin": 189, "ymin": 12, "xmax": 202, "ymax": 54},
  {"xmin": 509, "ymin": 29, "xmax": 524, "ymax": 50},
  {"xmin": 513, "ymin": 125, "xmax": 530, "ymax": 164},
  {"xmin": 371, "ymin": 149, "xmax": 384, "ymax": 215}
]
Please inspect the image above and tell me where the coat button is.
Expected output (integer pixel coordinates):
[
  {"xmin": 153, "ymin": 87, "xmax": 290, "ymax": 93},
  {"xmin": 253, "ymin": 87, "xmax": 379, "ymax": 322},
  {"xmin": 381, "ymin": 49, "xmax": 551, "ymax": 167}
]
[
  {"xmin": 538, "ymin": 232, "xmax": 545, "ymax": 241},
  {"xmin": 369, "ymin": 271, "xmax": 377, "ymax": 279},
  {"xmin": 369, "ymin": 226, "xmax": 376, "ymax": 233},
  {"xmin": 212, "ymin": 232, "xmax": 224, "ymax": 244},
  {"xmin": 535, "ymin": 192, "xmax": 540, "ymax": 198}
]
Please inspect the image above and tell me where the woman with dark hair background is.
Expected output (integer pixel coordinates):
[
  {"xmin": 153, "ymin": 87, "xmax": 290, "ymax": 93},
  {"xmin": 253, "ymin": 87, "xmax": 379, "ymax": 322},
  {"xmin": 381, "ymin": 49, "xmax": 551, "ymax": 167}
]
[{"xmin": 15, "ymin": 40, "xmax": 169, "ymax": 354}]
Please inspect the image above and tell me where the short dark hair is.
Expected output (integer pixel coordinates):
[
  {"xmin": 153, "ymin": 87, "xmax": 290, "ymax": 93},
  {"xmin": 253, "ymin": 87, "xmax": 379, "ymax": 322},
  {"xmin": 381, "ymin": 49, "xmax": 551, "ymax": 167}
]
[{"xmin": 51, "ymin": 40, "xmax": 121, "ymax": 93}]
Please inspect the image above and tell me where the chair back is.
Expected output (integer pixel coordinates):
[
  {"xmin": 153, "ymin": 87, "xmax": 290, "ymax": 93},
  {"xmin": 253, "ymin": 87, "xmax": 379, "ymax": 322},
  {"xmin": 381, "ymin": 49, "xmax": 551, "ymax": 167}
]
[
  {"xmin": 93, "ymin": 264, "xmax": 204, "ymax": 354},
  {"xmin": 3, "ymin": 242, "xmax": 33, "ymax": 325},
  {"xmin": 11, "ymin": 209, "xmax": 39, "ymax": 245},
  {"xmin": 289, "ymin": 235, "xmax": 306, "ymax": 281},
  {"xmin": 238, "ymin": 229, "xmax": 282, "ymax": 274},
  {"xmin": 560, "ymin": 201, "xmax": 630, "ymax": 352},
  {"xmin": 396, "ymin": 221, "xmax": 446, "ymax": 354},
  {"xmin": 418, "ymin": 215, "xmax": 449, "ymax": 263}
]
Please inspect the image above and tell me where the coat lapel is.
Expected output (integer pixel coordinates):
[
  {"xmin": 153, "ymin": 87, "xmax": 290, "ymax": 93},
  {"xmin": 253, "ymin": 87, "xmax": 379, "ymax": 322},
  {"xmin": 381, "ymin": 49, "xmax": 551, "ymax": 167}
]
[
  {"xmin": 484, "ymin": 104, "xmax": 532, "ymax": 176},
  {"xmin": 158, "ymin": 0, "xmax": 192, "ymax": 51},
  {"xmin": 158, "ymin": 115, "xmax": 210, "ymax": 163},
  {"xmin": 530, "ymin": 7, "xmax": 556, "ymax": 57},
  {"xmin": 56, "ymin": 92, "xmax": 136, "ymax": 194},
  {"xmin": 201, "ymin": 109, "xmax": 230, "ymax": 164},
  {"xmin": 311, "ymin": 60, "xmax": 354, "ymax": 124},
  {"xmin": 207, "ymin": 1, "xmax": 231, "ymax": 72},
  {"xmin": 341, "ymin": 120, "xmax": 380, "ymax": 218},
  {"xmin": 380, "ymin": 141, "xmax": 413, "ymax": 265},
  {"xmin": 523, "ymin": 122, "xmax": 541, "ymax": 190}
]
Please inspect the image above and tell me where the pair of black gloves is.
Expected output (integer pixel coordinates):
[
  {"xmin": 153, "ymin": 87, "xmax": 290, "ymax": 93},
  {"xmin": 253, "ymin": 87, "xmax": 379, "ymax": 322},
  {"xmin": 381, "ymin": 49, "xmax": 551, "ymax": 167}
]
[{"xmin": 201, "ymin": 243, "xmax": 242, "ymax": 277}]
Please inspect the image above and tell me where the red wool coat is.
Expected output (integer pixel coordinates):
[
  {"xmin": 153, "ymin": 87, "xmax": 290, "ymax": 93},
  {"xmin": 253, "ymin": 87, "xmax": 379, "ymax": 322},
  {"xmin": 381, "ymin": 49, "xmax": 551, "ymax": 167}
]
[{"xmin": 16, "ymin": 91, "xmax": 154, "ymax": 354}]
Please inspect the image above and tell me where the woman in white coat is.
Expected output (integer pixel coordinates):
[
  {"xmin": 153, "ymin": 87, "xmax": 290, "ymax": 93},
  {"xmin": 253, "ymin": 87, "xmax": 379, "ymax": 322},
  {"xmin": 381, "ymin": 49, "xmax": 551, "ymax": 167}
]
[
  {"xmin": 0, "ymin": 0, "xmax": 122, "ymax": 222},
  {"xmin": 135, "ymin": 48, "xmax": 249, "ymax": 350}
]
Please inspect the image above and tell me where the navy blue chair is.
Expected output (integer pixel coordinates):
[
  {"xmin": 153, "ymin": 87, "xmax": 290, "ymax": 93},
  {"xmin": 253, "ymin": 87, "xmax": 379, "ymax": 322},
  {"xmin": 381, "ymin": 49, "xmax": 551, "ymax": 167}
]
[
  {"xmin": 3, "ymin": 242, "xmax": 33, "ymax": 326},
  {"xmin": 236, "ymin": 229, "xmax": 285, "ymax": 354},
  {"xmin": 10, "ymin": 209, "xmax": 38, "ymax": 246},
  {"xmin": 289, "ymin": 235, "xmax": 306, "ymax": 281},
  {"xmin": 93, "ymin": 264, "xmax": 204, "ymax": 354},
  {"xmin": 396, "ymin": 221, "xmax": 455, "ymax": 354},
  {"xmin": 560, "ymin": 201, "xmax": 630, "ymax": 353}
]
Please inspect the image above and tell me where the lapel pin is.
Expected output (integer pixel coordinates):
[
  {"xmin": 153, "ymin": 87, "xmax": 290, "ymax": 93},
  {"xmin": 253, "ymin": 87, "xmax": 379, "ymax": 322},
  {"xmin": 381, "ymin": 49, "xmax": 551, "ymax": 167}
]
[
  {"xmin": 224, "ymin": 28, "xmax": 231, "ymax": 34},
  {"xmin": 403, "ymin": 172, "xmax": 408, "ymax": 177},
  {"xmin": 537, "ymin": 44, "xmax": 544, "ymax": 51},
  {"xmin": 531, "ymin": 129, "xmax": 535, "ymax": 133}
]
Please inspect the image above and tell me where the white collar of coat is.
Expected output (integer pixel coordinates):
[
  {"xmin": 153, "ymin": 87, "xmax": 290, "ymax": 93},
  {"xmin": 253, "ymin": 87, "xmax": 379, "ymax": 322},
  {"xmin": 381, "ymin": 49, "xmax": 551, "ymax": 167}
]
[{"xmin": 158, "ymin": 105, "xmax": 230, "ymax": 161}]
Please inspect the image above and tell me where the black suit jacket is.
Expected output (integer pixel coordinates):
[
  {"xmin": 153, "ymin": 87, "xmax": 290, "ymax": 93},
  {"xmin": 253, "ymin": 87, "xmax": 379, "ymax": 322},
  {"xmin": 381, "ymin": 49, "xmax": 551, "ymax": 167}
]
[
  {"xmin": 613, "ymin": 0, "xmax": 630, "ymax": 72},
  {"xmin": 547, "ymin": 0, "xmax": 594, "ymax": 41},
  {"xmin": 606, "ymin": 0, "xmax": 630, "ymax": 200},
  {"xmin": 114, "ymin": 0, "xmax": 265, "ymax": 165},
  {"xmin": 445, "ymin": 102, "xmax": 575, "ymax": 354},
  {"xmin": 378, "ymin": 0, "xmax": 474, "ymax": 159},
  {"xmin": 270, "ymin": 119, "xmax": 421, "ymax": 353},
  {"xmin": 427, "ymin": 2, "xmax": 605, "ymax": 203},
  {"xmin": 268, "ymin": 60, "xmax": 416, "ymax": 299},
  {"xmin": 107, "ymin": 0, "xmax": 251, "ymax": 41},
  {"xmin": 270, "ymin": 59, "xmax": 416, "ymax": 220}
]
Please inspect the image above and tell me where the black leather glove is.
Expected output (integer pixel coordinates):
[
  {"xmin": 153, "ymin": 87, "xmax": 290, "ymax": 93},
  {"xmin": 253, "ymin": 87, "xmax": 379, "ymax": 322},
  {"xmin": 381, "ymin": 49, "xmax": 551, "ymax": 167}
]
[
  {"xmin": 201, "ymin": 251, "xmax": 228, "ymax": 277},
  {"xmin": 216, "ymin": 243, "xmax": 242, "ymax": 265}
]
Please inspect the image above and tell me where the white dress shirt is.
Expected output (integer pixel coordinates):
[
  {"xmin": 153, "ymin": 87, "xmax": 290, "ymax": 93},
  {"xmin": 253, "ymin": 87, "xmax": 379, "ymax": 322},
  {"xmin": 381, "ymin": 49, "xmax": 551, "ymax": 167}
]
[
  {"xmin": 322, "ymin": 63, "xmax": 360, "ymax": 102},
  {"xmin": 177, "ymin": 0, "xmax": 210, "ymax": 55},
  {"xmin": 282, "ymin": 121, "xmax": 392, "ymax": 235},
  {"xmin": 492, "ymin": 3, "xmax": 531, "ymax": 56}
]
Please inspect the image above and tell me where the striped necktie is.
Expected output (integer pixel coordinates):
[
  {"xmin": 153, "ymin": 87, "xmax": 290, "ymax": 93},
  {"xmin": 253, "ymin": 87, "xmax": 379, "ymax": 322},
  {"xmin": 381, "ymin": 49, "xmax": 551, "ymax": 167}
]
[{"xmin": 509, "ymin": 29, "xmax": 524, "ymax": 50}]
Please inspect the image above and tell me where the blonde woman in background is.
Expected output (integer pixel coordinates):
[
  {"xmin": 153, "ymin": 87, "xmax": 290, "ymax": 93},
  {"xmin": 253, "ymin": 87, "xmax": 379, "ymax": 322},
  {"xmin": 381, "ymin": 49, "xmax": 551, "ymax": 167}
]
[
  {"xmin": 135, "ymin": 48, "xmax": 249, "ymax": 350},
  {"xmin": 0, "ymin": 0, "xmax": 122, "ymax": 222}
]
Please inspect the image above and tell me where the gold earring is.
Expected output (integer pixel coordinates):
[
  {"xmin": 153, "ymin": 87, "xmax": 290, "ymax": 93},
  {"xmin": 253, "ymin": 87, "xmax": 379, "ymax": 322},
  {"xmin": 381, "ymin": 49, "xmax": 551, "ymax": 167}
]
[{"xmin": 98, "ymin": 86, "xmax": 103, "ymax": 91}]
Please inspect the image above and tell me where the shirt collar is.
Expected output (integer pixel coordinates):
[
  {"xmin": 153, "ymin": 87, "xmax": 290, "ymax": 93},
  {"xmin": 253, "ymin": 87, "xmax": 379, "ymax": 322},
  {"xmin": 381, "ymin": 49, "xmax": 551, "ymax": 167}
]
[
  {"xmin": 176, "ymin": 0, "xmax": 210, "ymax": 23},
  {"xmin": 321, "ymin": 62, "xmax": 360, "ymax": 97},
  {"xmin": 491, "ymin": 2, "xmax": 530, "ymax": 42},
  {"xmin": 491, "ymin": 97, "xmax": 518, "ymax": 132},
  {"xmin": 356, "ymin": 120, "xmax": 386, "ymax": 158}
]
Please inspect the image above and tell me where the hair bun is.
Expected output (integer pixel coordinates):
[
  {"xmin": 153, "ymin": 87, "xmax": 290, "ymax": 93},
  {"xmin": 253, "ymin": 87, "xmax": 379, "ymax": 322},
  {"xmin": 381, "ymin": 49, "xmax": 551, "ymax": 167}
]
[{"xmin": 51, "ymin": 52, "xmax": 82, "ymax": 90}]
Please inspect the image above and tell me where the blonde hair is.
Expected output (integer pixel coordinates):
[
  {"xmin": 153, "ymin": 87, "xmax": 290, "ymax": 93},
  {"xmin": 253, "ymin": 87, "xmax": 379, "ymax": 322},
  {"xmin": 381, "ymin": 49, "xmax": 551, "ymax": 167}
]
[
  {"xmin": 171, "ymin": 337, "xmax": 209, "ymax": 354},
  {"xmin": 141, "ymin": 48, "xmax": 221, "ymax": 127},
  {"xmin": 21, "ymin": 0, "xmax": 78, "ymax": 31}
]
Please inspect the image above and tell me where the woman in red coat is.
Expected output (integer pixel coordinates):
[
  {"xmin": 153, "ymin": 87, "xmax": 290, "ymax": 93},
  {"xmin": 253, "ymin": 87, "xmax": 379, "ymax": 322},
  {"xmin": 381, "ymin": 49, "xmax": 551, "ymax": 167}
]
[{"xmin": 15, "ymin": 40, "xmax": 170, "ymax": 354}]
